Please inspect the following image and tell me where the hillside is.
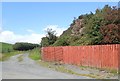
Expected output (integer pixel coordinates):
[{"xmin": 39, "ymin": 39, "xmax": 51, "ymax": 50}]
[
  {"xmin": 0, "ymin": 42, "xmax": 14, "ymax": 53},
  {"xmin": 53, "ymin": 5, "xmax": 120, "ymax": 46}
]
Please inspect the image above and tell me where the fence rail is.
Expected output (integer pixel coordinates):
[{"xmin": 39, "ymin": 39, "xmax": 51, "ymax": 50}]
[{"xmin": 41, "ymin": 44, "xmax": 120, "ymax": 70}]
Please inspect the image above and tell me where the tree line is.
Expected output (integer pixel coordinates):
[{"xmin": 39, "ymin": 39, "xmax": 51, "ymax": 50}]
[{"xmin": 13, "ymin": 42, "xmax": 39, "ymax": 51}]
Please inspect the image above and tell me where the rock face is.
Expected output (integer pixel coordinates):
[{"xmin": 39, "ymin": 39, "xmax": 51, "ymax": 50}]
[
  {"xmin": 71, "ymin": 19, "xmax": 85, "ymax": 36},
  {"xmin": 53, "ymin": 18, "xmax": 86, "ymax": 46},
  {"xmin": 60, "ymin": 18, "xmax": 85, "ymax": 37}
]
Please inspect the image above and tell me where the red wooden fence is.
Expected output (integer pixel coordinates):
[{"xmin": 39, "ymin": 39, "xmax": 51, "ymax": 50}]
[{"xmin": 41, "ymin": 44, "xmax": 120, "ymax": 70}]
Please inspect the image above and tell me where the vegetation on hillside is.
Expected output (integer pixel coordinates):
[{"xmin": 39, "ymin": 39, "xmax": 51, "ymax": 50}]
[
  {"xmin": 80, "ymin": 5, "xmax": 120, "ymax": 45},
  {"xmin": 0, "ymin": 42, "xmax": 14, "ymax": 53},
  {"xmin": 41, "ymin": 5, "xmax": 120, "ymax": 46}
]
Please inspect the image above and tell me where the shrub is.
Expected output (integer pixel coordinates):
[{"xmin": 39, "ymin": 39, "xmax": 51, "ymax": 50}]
[
  {"xmin": 53, "ymin": 36, "xmax": 70, "ymax": 46},
  {"xmin": 100, "ymin": 24, "xmax": 120, "ymax": 44}
]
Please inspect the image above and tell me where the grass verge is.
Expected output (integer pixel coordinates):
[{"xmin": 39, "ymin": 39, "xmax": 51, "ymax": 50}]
[
  {"xmin": 0, "ymin": 53, "xmax": 2, "ymax": 61},
  {"xmin": 79, "ymin": 65, "xmax": 119, "ymax": 75},
  {"xmin": 1, "ymin": 51, "xmax": 26, "ymax": 61},
  {"xmin": 17, "ymin": 54, "xmax": 24, "ymax": 62},
  {"xmin": 36, "ymin": 61, "xmax": 104, "ymax": 79},
  {"xmin": 28, "ymin": 47, "xmax": 41, "ymax": 60}
]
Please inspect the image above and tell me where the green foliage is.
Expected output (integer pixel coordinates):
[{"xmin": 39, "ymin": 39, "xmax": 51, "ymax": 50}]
[
  {"xmin": 0, "ymin": 54, "xmax": 2, "ymax": 61},
  {"xmin": 40, "ymin": 5, "xmax": 120, "ymax": 47},
  {"xmin": 61, "ymin": 27, "xmax": 72, "ymax": 36},
  {"xmin": 13, "ymin": 42, "xmax": 39, "ymax": 51},
  {"xmin": 29, "ymin": 47, "xmax": 41, "ymax": 60},
  {"xmin": 82, "ymin": 15, "xmax": 104, "ymax": 45},
  {"xmin": 53, "ymin": 5, "xmax": 120, "ymax": 46},
  {"xmin": 1, "ymin": 51, "xmax": 25, "ymax": 61},
  {"xmin": 0, "ymin": 42, "xmax": 14, "ymax": 53},
  {"xmin": 40, "ymin": 28, "xmax": 57, "ymax": 47},
  {"xmin": 46, "ymin": 28, "xmax": 57, "ymax": 45},
  {"xmin": 53, "ymin": 25, "xmax": 73, "ymax": 46},
  {"xmin": 41, "ymin": 37, "xmax": 49, "ymax": 47},
  {"xmin": 53, "ymin": 36, "xmax": 70, "ymax": 46},
  {"xmin": 0, "ymin": 42, "xmax": 27, "ymax": 61},
  {"xmin": 79, "ymin": 5, "xmax": 120, "ymax": 45}
]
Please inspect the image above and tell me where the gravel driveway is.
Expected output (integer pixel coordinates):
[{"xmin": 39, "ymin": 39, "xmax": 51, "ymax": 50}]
[{"xmin": 1, "ymin": 53, "xmax": 91, "ymax": 79}]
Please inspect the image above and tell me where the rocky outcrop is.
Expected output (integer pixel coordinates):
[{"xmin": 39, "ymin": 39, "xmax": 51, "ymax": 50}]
[{"xmin": 71, "ymin": 19, "xmax": 85, "ymax": 36}]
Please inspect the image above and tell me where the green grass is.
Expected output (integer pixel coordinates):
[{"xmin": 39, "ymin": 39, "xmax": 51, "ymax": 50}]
[
  {"xmin": 0, "ymin": 42, "xmax": 40, "ymax": 61},
  {"xmin": 0, "ymin": 42, "xmax": 14, "ymax": 53},
  {"xmin": 0, "ymin": 42, "xmax": 26, "ymax": 61},
  {"xmin": 0, "ymin": 53, "xmax": 2, "ymax": 61},
  {"xmin": 1, "ymin": 51, "xmax": 26, "ymax": 61},
  {"xmin": 29, "ymin": 47, "xmax": 41, "ymax": 60}
]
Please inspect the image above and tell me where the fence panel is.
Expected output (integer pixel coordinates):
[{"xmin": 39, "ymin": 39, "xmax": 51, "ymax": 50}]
[
  {"xmin": 54, "ymin": 47, "xmax": 63, "ymax": 62},
  {"xmin": 41, "ymin": 44, "xmax": 120, "ymax": 70},
  {"xmin": 62, "ymin": 46, "xmax": 68, "ymax": 64}
]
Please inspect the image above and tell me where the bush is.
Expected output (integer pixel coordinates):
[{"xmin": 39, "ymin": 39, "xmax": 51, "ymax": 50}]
[
  {"xmin": 100, "ymin": 24, "xmax": 120, "ymax": 44},
  {"xmin": 53, "ymin": 36, "xmax": 70, "ymax": 46},
  {"xmin": 1, "ymin": 42, "xmax": 13, "ymax": 53}
]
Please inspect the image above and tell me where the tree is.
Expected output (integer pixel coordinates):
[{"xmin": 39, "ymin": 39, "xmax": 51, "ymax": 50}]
[
  {"xmin": 40, "ymin": 28, "xmax": 57, "ymax": 47},
  {"xmin": 46, "ymin": 28, "xmax": 57, "ymax": 45},
  {"xmin": 40, "ymin": 37, "xmax": 49, "ymax": 47}
]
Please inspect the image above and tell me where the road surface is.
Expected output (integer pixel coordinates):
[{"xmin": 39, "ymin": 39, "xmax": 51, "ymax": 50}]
[{"xmin": 1, "ymin": 53, "xmax": 91, "ymax": 79}]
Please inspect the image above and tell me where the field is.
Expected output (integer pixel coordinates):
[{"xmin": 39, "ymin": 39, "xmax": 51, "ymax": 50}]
[
  {"xmin": 0, "ymin": 42, "xmax": 41, "ymax": 61},
  {"xmin": 0, "ymin": 42, "xmax": 14, "ymax": 53},
  {"xmin": 0, "ymin": 42, "xmax": 26, "ymax": 61}
]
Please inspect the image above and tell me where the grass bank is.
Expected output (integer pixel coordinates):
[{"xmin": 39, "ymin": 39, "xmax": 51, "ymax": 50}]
[
  {"xmin": 0, "ymin": 42, "xmax": 14, "ymax": 53},
  {"xmin": 0, "ymin": 53, "xmax": 2, "ymax": 61},
  {"xmin": 1, "ymin": 51, "xmax": 26, "ymax": 61},
  {"xmin": 0, "ymin": 42, "xmax": 26, "ymax": 61},
  {"xmin": 1, "ymin": 47, "xmax": 41, "ymax": 61},
  {"xmin": 28, "ymin": 47, "xmax": 41, "ymax": 60}
]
